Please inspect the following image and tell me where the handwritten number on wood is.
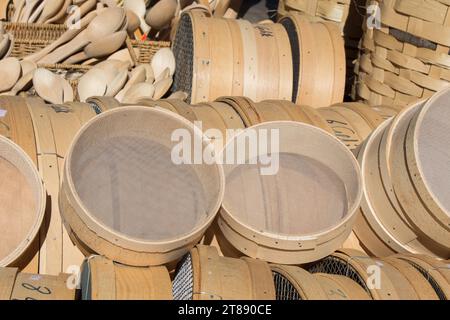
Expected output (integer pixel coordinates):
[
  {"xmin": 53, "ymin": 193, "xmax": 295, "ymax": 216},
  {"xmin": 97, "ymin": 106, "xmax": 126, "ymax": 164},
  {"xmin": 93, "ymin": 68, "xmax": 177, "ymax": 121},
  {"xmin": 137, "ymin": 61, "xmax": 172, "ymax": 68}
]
[{"xmin": 22, "ymin": 282, "xmax": 52, "ymax": 295}]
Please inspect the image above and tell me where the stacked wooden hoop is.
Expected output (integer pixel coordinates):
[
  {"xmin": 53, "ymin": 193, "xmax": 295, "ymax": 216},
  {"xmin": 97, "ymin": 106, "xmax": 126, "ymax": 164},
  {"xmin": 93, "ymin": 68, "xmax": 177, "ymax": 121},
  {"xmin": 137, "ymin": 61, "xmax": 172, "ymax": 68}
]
[
  {"xmin": 354, "ymin": 90, "xmax": 450, "ymax": 259},
  {"xmin": 172, "ymin": 11, "xmax": 345, "ymax": 107},
  {"xmin": 59, "ymin": 106, "xmax": 225, "ymax": 267},
  {"xmin": 278, "ymin": 0, "xmax": 366, "ymax": 98},
  {"xmin": 0, "ymin": 267, "xmax": 75, "ymax": 300},
  {"xmin": 0, "ymin": 97, "xmax": 98, "ymax": 275},
  {"xmin": 170, "ymin": 246, "xmax": 449, "ymax": 300},
  {"xmin": 309, "ymin": 249, "xmax": 450, "ymax": 300},
  {"xmin": 353, "ymin": 0, "xmax": 450, "ymax": 106},
  {"xmin": 172, "ymin": 10, "xmax": 293, "ymax": 104},
  {"xmin": 80, "ymin": 256, "xmax": 173, "ymax": 300},
  {"xmin": 172, "ymin": 245, "xmax": 276, "ymax": 300},
  {"xmin": 89, "ymin": 96, "xmax": 396, "ymax": 151}
]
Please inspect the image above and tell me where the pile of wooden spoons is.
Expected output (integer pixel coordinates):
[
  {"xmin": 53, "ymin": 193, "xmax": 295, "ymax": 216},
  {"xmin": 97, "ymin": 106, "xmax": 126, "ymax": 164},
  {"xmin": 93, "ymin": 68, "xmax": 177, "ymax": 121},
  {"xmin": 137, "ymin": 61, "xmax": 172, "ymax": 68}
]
[
  {"xmin": 0, "ymin": 57, "xmax": 36, "ymax": 95},
  {"xmin": 22, "ymin": 7, "xmax": 129, "ymax": 65},
  {"xmin": 77, "ymin": 47, "xmax": 175, "ymax": 102},
  {"xmin": 0, "ymin": 46, "xmax": 176, "ymax": 103},
  {"xmin": 9, "ymin": 0, "xmax": 117, "ymax": 25}
]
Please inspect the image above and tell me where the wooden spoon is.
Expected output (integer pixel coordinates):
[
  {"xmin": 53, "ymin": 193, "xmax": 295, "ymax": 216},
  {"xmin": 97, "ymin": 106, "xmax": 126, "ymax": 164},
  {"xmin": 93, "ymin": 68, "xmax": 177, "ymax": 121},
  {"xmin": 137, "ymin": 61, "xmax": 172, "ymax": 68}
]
[
  {"xmin": 20, "ymin": 60, "xmax": 37, "ymax": 75},
  {"xmin": 20, "ymin": 0, "xmax": 40, "ymax": 23},
  {"xmin": 39, "ymin": 8, "xmax": 126, "ymax": 64},
  {"xmin": 107, "ymin": 47, "xmax": 140, "ymax": 64},
  {"xmin": 154, "ymin": 67, "xmax": 171, "ymax": 83},
  {"xmin": 151, "ymin": 48, "xmax": 175, "ymax": 79},
  {"xmin": 0, "ymin": 0, "xmax": 10, "ymax": 20},
  {"xmin": 24, "ymin": 12, "xmax": 100, "ymax": 62},
  {"xmin": 46, "ymin": 0, "xmax": 71, "ymax": 23},
  {"xmin": 33, "ymin": 68, "xmax": 64, "ymax": 104},
  {"xmin": 11, "ymin": 0, "xmax": 25, "ymax": 22},
  {"xmin": 105, "ymin": 70, "xmax": 128, "ymax": 96},
  {"xmin": 77, "ymin": 68, "xmax": 108, "ymax": 102},
  {"xmin": 126, "ymin": 9, "xmax": 140, "ymax": 35},
  {"xmin": 122, "ymin": 82, "xmax": 155, "ymax": 104},
  {"xmin": 0, "ymin": 34, "xmax": 10, "ymax": 59},
  {"xmin": 9, "ymin": 70, "xmax": 34, "ymax": 95},
  {"xmin": 168, "ymin": 91, "xmax": 188, "ymax": 100},
  {"xmin": 62, "ymin": 79, "xmax": 74, "ymax": 102},
  {"xmin": 153, "ymin": 77, "xmax": 173, "ymax": 100},
  {"xmin": 123, "ymin": 0, "xmax": 149, "ymax": 33},
  {"xmin": 37, "ymin": 0, "xmax": 64, "ymax": 23},
  {"xmin": 0, "ymin": 57, "xmax": 21, "ymax": 92},
  {"xmin": 28, "ymin": 0, "xmax": 46, "ymax": 23},
  {"xmin": 64, "ymin": 31, "xmax": 127, "ymax": 64},
  {"xmin": 115, "ymin": 64, "xmax": 146, "ymax": 101},
  {"xmin": 143, "ymin": 64, "xmax": 154, "ymax": 83},
  {"xmin": 145, "ymin": 0, "xmax": 177, "ymax": 30}
]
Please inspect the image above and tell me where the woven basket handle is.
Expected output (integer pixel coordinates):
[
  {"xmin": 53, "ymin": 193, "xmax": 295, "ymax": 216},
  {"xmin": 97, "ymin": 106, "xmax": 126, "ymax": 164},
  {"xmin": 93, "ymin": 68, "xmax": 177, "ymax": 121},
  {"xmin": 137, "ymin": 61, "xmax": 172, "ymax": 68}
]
[{"xmin": 125, "ymin": 36, "xmax": 138, "ymax": 67}]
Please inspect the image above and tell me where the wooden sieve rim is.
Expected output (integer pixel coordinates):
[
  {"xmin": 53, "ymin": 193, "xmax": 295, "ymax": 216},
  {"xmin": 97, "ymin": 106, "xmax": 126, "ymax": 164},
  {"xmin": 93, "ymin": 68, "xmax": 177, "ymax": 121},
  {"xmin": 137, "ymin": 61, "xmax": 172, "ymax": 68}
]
[{"xmin": 62, "ymin": 106, "xmax": 225, "ymax": 252}]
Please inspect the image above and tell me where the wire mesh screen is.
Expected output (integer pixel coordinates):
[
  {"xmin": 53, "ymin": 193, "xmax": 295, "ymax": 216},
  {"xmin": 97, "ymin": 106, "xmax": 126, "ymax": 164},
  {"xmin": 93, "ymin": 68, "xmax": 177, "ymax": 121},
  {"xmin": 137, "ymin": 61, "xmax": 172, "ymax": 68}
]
[
  {"xmin": 398, "ymin": 258, "xmax": 447, "ymax": 300},
  {"xmin": 172, "ymin": 14, "xmax": 194, "ymax": 104},
  {"xmin": 280, "ymin": 18, "xmax": 299, "ymax": 103},
  {"xmin": 272, "ymin": 271, "xmax": 301, "ymax": 300},
  {"xmin": 173, "ymin": 253, "xmax": 194, "ymax": 300},
  {"xmin": 309, "ymin": 256, "xmax": 369, "ymax": 293}
]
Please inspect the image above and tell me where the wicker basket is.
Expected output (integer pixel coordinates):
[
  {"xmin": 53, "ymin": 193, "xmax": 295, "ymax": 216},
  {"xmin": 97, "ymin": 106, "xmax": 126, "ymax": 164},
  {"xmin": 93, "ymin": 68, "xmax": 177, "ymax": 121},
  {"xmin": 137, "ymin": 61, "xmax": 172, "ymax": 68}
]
[
  {"xmin": 278, "ymin": 0, "xmax": 351, "ymax": 30},
  {"xmin": 353, "ymin": 0, "xmax": 450, "ymax": 106},
  {"xmin": 4, "ymin": 22, "xmax": 67, "ymax": 40},
  {"xmin": 4, "ymin": 22, "xmax": 170, "ymax": 63},
  {"xmin": 4, "ymin": 22, "xmax": 170, "ymax": 99}
]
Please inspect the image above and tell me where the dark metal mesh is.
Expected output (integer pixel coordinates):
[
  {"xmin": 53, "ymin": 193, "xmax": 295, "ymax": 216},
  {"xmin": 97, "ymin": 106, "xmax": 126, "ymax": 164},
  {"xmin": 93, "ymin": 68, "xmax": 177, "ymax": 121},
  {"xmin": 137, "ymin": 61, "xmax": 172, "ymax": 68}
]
[
  {"xmin": 389, "ymin": 28, "xmax": 437, "ymax": 51},
  {"xmin": 172, "ymin": 253, "xmax": 194, "ymax": 300},
  {"xmin": 172, "ymin": 13, "xmax": 194, "ymax": 104},
  {"xmin": 280, "ymin": 17, "xmax": 299, "ymax": 103},
  {"xmin": 398, "ymin": 258, "xmax": 447, "ymax": 300},
  {"xmin": 272, "ymin": 271, "xmax": 301, "ymax": 300},
  {"xmin": 309, "ymin": 256, "xmax": 370, "ymax": 294}
]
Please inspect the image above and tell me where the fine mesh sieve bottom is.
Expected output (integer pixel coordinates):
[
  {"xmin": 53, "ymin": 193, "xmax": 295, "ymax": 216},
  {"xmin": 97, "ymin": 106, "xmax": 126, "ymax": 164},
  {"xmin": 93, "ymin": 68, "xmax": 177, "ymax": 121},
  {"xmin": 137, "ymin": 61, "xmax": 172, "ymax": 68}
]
[
  {"xmin": 173, "ymin": 253, "xmax": 194, "ymax": 300},
  {"xmin": 280, "ymin": 18, "xmax": 299, "ymax": 102},
  {"xmin": 224, "ymin": 153, "xmax": 348, "ymax": 235},
  {"xmin": 172, "ymin": 14, "xmax": 194, "ymax": 103},
  {"xmin": 273, "ymin": 271, "xmax": 301, "ymax": 300},
  {"xmin": 0, "ymin": 158, "xmax": 36, "ymax": 261},
  {"xmin": 415, "ymin": 99, "xmax": 450, "ymax": 216},
  {"xmin": 71, "ymin": 136, "xmax": 209, "ymax": 242}
]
